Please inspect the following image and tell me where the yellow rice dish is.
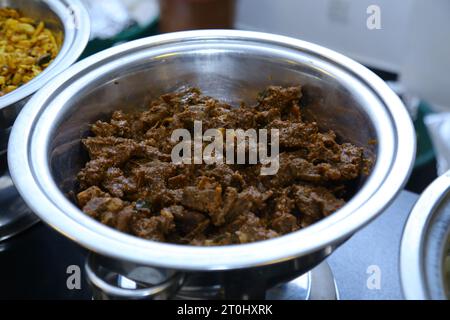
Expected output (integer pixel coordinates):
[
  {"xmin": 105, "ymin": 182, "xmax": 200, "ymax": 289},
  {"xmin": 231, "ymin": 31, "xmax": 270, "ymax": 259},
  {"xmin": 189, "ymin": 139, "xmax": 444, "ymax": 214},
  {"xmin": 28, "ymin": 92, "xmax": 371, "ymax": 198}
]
[{"xmin": 0, "ymin": 8, "xmax": 62, "ymax": 96}]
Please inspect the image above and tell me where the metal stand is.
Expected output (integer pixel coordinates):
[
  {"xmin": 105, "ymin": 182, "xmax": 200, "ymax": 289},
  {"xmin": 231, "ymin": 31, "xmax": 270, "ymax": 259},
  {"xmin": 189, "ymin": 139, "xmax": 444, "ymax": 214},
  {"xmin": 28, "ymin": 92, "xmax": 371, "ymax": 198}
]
[{"xmin": 86, "ymin": 251, "xmax": 339, "ymax": 300}]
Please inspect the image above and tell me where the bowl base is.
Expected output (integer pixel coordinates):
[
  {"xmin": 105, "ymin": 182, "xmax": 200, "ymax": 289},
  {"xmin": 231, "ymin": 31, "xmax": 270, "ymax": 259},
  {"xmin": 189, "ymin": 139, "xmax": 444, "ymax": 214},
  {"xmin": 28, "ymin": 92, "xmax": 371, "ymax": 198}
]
[{"xmin": 88, "ymin": 257, "xmax": 339, "ymax": 300}]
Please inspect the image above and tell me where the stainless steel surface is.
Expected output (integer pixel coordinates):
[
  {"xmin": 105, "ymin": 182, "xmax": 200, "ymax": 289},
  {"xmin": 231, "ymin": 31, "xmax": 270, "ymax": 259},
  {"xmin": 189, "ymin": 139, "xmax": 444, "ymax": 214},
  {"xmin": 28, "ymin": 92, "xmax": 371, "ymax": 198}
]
[
  {"xmin": 267, "ymin": 261, "xmax": 339, "ymax": 300},
  {"xmin": 8, "ymin": 30, "xmax": 415, "ymax": 273},
  {"xmin": 308, "ymin": 262, "xmax": 339, "ymax": 300},
  {"xmin": 400, "ymin": 170, "xmax": 450, "ymax": 300},
  {"xmin": 87, "ymin": 250, "xmax": 332, "ymax": 299},
  {"xmin": 86, "ymin": 253, "xmax": 185, "ymax": 300},
  {"xmin": 86, "ymin": 255, "xmax": 338, "ymax": 300},
  {"xmin": 0, "ymin": 166, "xmax": 38, "ymax": 241},
  {"xmin": 0, "ymin": 0, "xmax": 90, "ymax": 240},
  {"xmin": 329, "ymin": 190, "xmax": 418, "ymax": 299}
]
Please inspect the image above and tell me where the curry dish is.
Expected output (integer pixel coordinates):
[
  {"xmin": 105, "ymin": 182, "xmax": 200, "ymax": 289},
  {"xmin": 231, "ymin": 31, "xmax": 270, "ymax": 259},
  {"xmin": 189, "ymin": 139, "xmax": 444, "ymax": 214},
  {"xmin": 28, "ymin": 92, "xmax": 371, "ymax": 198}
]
[
  {"xmin": 0, "ymin": 8, "xmax": 61, "ymax": 96},
  {"xmin": 76, "ymin": 86, "xmax": 367, "ymax": 245}
]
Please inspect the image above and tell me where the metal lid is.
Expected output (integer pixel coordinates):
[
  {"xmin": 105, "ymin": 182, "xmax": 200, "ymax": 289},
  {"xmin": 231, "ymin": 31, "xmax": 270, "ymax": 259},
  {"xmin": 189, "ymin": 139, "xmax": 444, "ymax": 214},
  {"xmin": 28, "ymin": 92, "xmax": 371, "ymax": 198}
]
[{"xmin": 400, "ymin": 170, "xmax": 450, "ymax": 300}]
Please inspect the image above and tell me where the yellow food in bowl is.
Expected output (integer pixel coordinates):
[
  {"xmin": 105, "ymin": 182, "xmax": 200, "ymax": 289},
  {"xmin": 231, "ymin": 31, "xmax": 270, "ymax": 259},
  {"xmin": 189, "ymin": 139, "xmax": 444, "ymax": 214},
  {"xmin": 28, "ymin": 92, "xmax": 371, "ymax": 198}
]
[{"xmin": 0, "ymin": 8, "xmax": 62, "ymax": 96}]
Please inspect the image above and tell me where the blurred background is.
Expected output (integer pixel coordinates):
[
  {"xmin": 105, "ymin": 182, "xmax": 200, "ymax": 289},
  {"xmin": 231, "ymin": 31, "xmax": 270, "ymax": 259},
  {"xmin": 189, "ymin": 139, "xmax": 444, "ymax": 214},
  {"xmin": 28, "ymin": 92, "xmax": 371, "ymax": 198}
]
[{"xmin": 80, "ymin": 0, "xmax": 450, "ymax": 193}]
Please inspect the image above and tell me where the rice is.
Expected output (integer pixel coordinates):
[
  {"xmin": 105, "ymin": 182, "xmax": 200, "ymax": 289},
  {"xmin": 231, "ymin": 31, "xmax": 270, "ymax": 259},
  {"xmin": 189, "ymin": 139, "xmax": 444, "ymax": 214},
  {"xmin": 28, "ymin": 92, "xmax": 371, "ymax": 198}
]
[{"xmin": 0, "ymin": 7, "xmax": 62, "ymax": 97}]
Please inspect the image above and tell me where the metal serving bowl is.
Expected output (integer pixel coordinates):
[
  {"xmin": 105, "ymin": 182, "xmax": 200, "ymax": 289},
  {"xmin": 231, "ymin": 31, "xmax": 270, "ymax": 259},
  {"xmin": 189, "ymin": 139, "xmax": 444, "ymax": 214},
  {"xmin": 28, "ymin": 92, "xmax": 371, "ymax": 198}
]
[
  {"xmin": 0, "ymin": 0, "xmax": 90, "ymax": 130},
  {"xmin": 400, "ymin": 170, "xmax": 450, "ymax": 300},
  {"xmin": 8, "ymin": 30, "xmax": 415, "ymax": 297},
  {"xmin": 0, "ymin": 0, "xmax": 90, "ymax": 240}
]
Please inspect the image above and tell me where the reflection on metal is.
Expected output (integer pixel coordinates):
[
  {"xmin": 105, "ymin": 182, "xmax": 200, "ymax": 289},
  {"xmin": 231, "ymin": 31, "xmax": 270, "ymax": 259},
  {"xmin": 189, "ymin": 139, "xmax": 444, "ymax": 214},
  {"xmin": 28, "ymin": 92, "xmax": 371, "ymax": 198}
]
[
  {"xmin": 0, "ymin": 165, "xmax": 38, "ymax": 241},
  {"xmin": 87, "ymin": 252, "xmax": 338, "ymax": 300}
]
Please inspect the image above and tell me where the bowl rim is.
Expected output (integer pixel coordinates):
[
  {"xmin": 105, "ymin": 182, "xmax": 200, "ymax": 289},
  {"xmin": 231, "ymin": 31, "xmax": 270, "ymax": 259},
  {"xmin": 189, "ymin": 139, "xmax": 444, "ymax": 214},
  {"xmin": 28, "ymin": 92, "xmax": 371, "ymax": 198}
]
[
  {"xmin": 8, "ymin": 30, "xmax": 416, "ymax": 270},
  {"xmin": 0, "ymin": 0, "xmax": 90, "ymax": 109},
  {"xmin": 400, "ymin": 170, "xmax": 450, "ymax": 300}
]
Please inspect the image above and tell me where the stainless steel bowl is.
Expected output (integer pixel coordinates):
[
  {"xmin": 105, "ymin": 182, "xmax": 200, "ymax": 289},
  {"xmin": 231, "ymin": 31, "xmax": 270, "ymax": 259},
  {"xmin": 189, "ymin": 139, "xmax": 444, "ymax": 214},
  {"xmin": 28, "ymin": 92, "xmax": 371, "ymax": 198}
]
[
  {"xmin": 0, "ymin": 0, "xmax": 90, "ymax": 240},
  {"xmin": 8, "ymin": 31, "xmax": 415, "ymax": 279},
  {"xmin": 400, "ymin": 170, "xmax": 450, "ymax": 300}
]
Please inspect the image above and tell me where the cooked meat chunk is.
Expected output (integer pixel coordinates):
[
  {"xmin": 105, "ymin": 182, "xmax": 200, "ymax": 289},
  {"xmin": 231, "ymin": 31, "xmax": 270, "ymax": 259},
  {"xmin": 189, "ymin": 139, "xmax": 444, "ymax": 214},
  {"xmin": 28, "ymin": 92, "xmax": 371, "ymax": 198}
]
[
  {"xmin": 231, "ymin": 212, "xmax": 279, "ymax": 244},
  {"xmin": 165, "ymin": 205, "xmax": 210, "ymax": 242},
  {"xmin": 75, "ymin": 86, "xmax": 369, "ymax": 245},
  {"xmin": 77, "ymin": 186, "xmax": 107, "ymax": 207},
  {"xmin": 292, "ymin": 184, "xmax": 346, "ymax": 227},
  {"xmin": 257, "ymin": 86, "xmax": 302, "ymax": 116},
  {"xmin": 182, "ymin": 184, "xmax": 223, "ymax": 225},
  {"xmin": 130, "ymin": 208, "xmax": 175, "ymax": 241},
  {"xmin": 269, "ymin": 188, "xmax": 298, "ymax": 234},
  {"xmin": 78, "ymin": 157, "xmax": 114, "ymax": 189}
]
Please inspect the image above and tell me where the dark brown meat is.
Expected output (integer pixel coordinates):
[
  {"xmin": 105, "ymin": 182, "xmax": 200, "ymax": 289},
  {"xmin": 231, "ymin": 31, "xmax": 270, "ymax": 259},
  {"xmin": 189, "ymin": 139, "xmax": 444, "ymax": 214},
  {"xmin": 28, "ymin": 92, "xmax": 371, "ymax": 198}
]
[
  {"xmin": 130, "ymin": 208, "xmax": 175, "ymax": 241},
  {"xmin": 75, "ymin": 86, "xmax": 368, "ymax": 245},
  {"xmin": 292, "ymin": 184, "xmax": 346, "ymax": 227},
  {"xmin": 269, "ymin": 188, "xmax": 298, "ymax": 234}
]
